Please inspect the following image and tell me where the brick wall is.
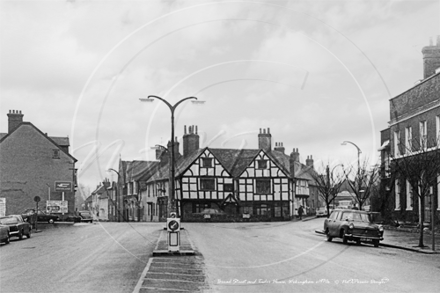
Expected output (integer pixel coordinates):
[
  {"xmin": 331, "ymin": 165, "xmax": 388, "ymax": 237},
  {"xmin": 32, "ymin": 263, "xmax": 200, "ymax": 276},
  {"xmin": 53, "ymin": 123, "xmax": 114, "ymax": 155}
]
[{"xmin": 0, "ymin": 124, "xmax": 76, "ymax": 215}]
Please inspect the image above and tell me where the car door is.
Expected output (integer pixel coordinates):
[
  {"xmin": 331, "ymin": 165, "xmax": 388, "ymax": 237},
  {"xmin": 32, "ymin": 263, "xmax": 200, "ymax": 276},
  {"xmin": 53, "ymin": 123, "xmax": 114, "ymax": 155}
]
[{"xmin": 327, "ymin": 211, "xmax": 339, "ymax": 236}]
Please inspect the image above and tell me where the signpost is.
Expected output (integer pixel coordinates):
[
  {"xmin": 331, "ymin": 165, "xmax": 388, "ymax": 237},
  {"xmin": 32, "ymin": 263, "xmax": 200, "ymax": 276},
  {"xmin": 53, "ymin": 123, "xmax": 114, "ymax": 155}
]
[
  {"xmin": 54, "ymin": 181, "xmax": 71, "ymax": 216},
  {"xmin": 34, "ymin": 196, "xmax": 41, "ymax": 232}
]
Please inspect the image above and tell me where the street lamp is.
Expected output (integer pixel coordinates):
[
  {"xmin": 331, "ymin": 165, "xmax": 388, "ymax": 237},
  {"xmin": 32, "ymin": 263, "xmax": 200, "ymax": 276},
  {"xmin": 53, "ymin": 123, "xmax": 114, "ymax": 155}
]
[
  {"xmin": 107, "ymin": 168, "xmax": 122, "ymax": 222},
  {"xmin": 341, "ymin": 141, "xmax": 362, "ymax": 175},
  {"xmin": 140, "ymin": 95, "xmax": 199, "ymax": 217}
]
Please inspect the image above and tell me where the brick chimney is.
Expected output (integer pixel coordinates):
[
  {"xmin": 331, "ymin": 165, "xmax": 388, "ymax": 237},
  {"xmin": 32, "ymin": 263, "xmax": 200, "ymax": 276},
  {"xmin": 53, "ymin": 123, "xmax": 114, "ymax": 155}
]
[
  {"xmin": 306, "ymin": 155, "xmax": 314, "ymax": 169},
  {"xmin": 422, "ymin": 36, "xmax": 440, "ymax": 79},
  {"xmin": 183, "ymin": 125, "xmax": 200, "ymax": 157},
  {"xmin": 274, "ymin": 142, "xmax": 285, "ymax": 154},
  {"xmin": 289, "ymin": 148, "xmax": 299, "ymax": 179},
  {"xmin": 258, "ymin": 128, "xmax": 272, "ymax": 151},
  {"xmin": 7, "ymin": 110, "xmax": 24, "ymax": 133},
  {"xmin": 167, "ymin": 137, "xmax": 180, "ymax": 160}
]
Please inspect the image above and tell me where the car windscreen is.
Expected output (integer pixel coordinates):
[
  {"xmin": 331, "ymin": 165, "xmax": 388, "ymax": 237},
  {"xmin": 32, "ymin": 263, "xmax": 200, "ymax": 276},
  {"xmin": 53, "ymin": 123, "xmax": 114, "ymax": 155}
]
[
  {"xmin": 0, "ymin": 218, "xmax": 19, "ymax": 224},
  {"xmin": 341, "ymin": 212, "xmax": 370, "ymax": 222}
]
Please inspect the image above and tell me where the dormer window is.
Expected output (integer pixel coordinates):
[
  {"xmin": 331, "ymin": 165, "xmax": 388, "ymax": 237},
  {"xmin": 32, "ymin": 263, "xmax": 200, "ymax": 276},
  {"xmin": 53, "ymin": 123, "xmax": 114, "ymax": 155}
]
[
  {"xmin": 202, "ymin": 158, "xmax": 213, "ymax": 168},
  {"xmin": 52, "ymin": 149, "xmax": 60, "ymax": 159},
  {"xmin": 257, "ymin": 160, "xmax": 267, "ymax": 169}
]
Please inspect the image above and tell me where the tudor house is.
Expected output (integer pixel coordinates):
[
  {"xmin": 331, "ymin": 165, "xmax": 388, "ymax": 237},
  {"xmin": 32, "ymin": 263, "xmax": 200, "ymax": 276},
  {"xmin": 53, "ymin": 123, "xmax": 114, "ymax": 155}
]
[
  {"xmin": 131, "ymin": 125, "xmax": 318, "ymax": 222},
  {"xmin": 0, "ymin": 110, "xmax": 77, "ymax": 217},
  {"xmin": 379, "ymin": 39, "xmax": 440, "ymax": 223}
]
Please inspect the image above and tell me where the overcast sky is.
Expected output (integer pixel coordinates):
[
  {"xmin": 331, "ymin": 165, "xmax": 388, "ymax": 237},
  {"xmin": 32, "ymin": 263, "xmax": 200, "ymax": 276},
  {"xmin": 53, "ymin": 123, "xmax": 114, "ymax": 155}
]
[{"xmin": 1, "ymin": 0, "xmax": 439, "ymax": 192}]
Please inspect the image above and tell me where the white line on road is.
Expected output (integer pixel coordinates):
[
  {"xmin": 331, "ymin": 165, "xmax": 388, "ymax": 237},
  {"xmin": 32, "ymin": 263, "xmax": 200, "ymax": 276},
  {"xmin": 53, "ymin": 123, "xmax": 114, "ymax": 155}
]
[{"xmin": 132, "ymin": 258, "xmax": 153, "ymax": 293}]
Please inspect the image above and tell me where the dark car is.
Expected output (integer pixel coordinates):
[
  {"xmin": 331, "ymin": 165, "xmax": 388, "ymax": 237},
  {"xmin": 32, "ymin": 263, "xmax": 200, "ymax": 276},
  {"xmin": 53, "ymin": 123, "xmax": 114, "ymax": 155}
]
[
  {"xmin": 78, "ymin": 211, "xmax": 93, "ymax": 223},
  {"xmin": 0, "ymin": 215, "xmax": 31, "ymax": 240},
  {"xmin": 65, "ymin": 214, "xmax": 82, "ymax": 223},
  {"xmin": 323, "ymin": 209, "xmax": 384, "ymax": 247},
  {"xmin": 0, "ymin": 224, "xmax": 10, "ymax": 244},
  {"xmin": 23, "ymin": 209, "xmax": 60, "ymax": 224}
]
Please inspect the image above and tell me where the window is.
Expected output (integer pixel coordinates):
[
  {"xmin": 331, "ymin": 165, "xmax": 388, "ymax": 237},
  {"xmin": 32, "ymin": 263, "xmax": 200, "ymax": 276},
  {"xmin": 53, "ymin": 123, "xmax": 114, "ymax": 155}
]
[
  {"xmin": 200, "ymin": 178, "xmax": 215, "ymax": 191},
  {"xmin": 394, "ymin": 131, "xmax": 400, "ymax": 156},
  {"xmin": 419, "ymin": 121, "xmax": 427, "ymax": 149},
  {"xmin": 406, "ymin": 180, "xmax": 413, "ymax": 211},
  {"xmin": 52, "ymin": 149, "xmax": 60, "ymax": 159},
  {"xmin": 436, "ymin": 116, "xmax": 440, "ymax": 146},
  {"xmin": 224, "ymin": 183, "xmax": 234, "ymax": 192},
  {"xmin": 405, "ymin": 126, "xmax": 412, "ymax": 153},
  {"xmin": 395, "ymin": 180, "xmax": 401, "ymax": 210},
  {"xmin": 256, "ymin": 178, "xmax": 271, "ymax": 194},
  {"xmin": 257, "ymin": 160, "xmax": 268, "ymax": 169},
  {"xmin": 201, "ymin": 158, "xmax": 213, "ymax": 168},
  {"xmin": 256, "ymin": 204, "xmax": 271, "ymax": 216},
  {"xmin": 437, "ymin": 174, "xmax": 440, "ymax": 211},
  {"xmin": 194, "ymin": 203, "xmax": 210, "ymax": 213}
]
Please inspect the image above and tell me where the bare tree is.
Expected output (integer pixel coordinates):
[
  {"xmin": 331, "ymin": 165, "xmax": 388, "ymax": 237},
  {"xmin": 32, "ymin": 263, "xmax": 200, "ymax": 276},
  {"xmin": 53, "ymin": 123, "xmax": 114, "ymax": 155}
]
[
  {"xmin": 391, "ymin": 139, "xmax": 440, "ymax": 247},
  {"xmin": 343, "ymin": 159, "xmax": 380, "ymax": 211},
  {"xmin": 309, "ymin": 163, "xmax": 345, "ymax": 217}
]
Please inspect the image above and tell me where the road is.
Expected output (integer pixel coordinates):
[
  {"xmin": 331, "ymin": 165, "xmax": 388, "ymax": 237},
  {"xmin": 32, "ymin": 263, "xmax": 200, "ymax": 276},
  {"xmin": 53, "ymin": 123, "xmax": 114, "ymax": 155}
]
[
  {"xmin": 1, "ymin": 219, "xmax": 439, "ymax": 293},
  {"xmin": 0, "ymin": 222, "xmax": 163, "ymax": 293},
  {"xmin": 186, "ymin": 219, "xmax": 440, "ymax": 293}
]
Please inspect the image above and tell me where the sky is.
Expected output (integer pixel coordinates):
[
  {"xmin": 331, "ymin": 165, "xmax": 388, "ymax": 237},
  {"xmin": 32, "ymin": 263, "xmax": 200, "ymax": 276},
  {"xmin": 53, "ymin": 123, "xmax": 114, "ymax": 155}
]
[{"xmin": 1, "ymin": 0, "xmax": 439, "ymax": 194}]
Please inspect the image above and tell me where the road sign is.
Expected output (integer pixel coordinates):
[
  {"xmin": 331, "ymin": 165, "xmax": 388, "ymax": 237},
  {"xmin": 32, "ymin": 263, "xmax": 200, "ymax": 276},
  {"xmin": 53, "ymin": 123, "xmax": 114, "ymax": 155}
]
[
  {"xmin": 167, "ymin": 217, "xmax": 181, "ymax": 252},
  {"xmin": 34, "ymin": 196, "xmax": 41, "ymax": 202},
  {"xmin": 55, "ymin": 181, "xmax": 72, "ymax": 191}
]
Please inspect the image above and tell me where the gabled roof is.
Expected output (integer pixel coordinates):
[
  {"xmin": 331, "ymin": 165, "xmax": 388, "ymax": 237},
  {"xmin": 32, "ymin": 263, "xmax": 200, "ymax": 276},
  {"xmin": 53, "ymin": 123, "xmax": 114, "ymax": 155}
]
[
  {"xmin": 0, "ymin": 122, "xmax": 77, "ymax": 162},
  {"xmin": 142, "ymin": 146, "xmax": 316, "ymax": 184}
]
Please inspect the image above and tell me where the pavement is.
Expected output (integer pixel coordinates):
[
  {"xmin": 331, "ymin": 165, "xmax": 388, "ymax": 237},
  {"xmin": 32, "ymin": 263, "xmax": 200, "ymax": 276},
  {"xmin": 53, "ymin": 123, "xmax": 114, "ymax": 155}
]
[{"xmin": 306, "ymin": 215, "xmax": 440, "ymax": 254}]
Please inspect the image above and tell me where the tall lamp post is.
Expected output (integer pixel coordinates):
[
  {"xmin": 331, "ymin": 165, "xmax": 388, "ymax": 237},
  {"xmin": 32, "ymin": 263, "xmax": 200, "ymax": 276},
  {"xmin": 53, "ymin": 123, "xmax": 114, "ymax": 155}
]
[
  {"xmin": 107, "ymin": 168, "xmax": 121, "ymax": 222},
  {"xmin": 140, "ymin": 95, "xmax": 198, "ymax": 217},
  {"xmin": 342, "ymin": 140, "xmax": 362, "ymax": 207},
  {"xmin": 341, "ymin": 141, "xmax": 361, "ymax": 174}
]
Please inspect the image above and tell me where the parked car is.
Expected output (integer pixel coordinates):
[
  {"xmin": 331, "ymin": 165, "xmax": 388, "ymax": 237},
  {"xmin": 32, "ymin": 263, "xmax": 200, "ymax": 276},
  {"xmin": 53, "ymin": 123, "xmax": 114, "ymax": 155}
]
[
  {"xmin": 78, "ymin": 211, "xmax": 93, "ymax": 223},
  {"xmin": 323, "ymin": 209, "xmax": 384, "ymax": 247},
  {"xmin": 0, "ymin": 215, "xmax": 31, "ymax": 240},
  {"xmin": 316, "ymin": 207, "xmax": 333, "ymax": 217},
  {"xmin": 0, "ymin": 224, "xmax": 10, "ymax": 244},
  {"xmin": 23, "ymin": 209, "xmax": 60, "ymax": 224},
  {"xmin": 65, "ymin": 213, "xmax": 82, "ymax": 223}
]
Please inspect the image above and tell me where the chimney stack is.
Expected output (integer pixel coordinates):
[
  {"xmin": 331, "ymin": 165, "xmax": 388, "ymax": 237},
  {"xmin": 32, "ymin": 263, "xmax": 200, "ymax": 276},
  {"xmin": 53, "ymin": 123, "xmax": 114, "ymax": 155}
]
[
  {"xmin": 7, "ymin": 110, "xmax": 24, "ymax": 133},
  {"xmin": 422, "ymin": 36, "xmax": 440, "ymax": 79},
  {"xmin": 306, "ymin": 155, "xmax": 314, "ymax": 169},
  {"xmin": 167, "ymin": 137, "xmax": 180, "ymax": 159},
  {"xmin": 258, "ymin": 128, "xmax": 272, "ymax": 151},
  {"xmin": 274, "ymin": 142, "xmax": 285, "ymax": 154},
  {"xmin": 289, "ymin": 148, "xmax": 299, "ymax": 179},
  {"xmin": 183, "ymin": 125, "xmax": 200, "ymax": 157}
]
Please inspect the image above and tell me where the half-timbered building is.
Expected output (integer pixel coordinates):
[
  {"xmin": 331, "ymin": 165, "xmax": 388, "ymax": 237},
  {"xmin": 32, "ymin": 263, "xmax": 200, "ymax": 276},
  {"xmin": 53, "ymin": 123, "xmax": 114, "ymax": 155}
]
[{"xmin": 139, "ymin": 125, "xmax": 317, "ymax": 221}]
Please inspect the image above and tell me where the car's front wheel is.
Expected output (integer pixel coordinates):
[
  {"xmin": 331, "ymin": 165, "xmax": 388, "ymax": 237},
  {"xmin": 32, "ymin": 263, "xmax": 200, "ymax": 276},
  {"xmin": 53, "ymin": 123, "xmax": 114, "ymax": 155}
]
[
  {"xmin": 341, "ymin": 230, "xmax": 348, "ymax": 244},
  {"xmin": 18, "ymin": 230, "xmax": 23, "ymax": 240},
  {"xmin": 26, "ymin": 229, "xmax": 31, "ymax": 239},
  {"xmin": 5, "ymin": 235, "xmax": 10, "ymax": 244},
  {"xmin": 48, "ymin": 219, "xmax": 54, "ymax": 224},
  {"xmin": 325, "ymin": 229, "xmax": 333, "ymax": 242},
  {"xmin": 373, "ymin": 239, "xmax": 380, "ymax": 247}
]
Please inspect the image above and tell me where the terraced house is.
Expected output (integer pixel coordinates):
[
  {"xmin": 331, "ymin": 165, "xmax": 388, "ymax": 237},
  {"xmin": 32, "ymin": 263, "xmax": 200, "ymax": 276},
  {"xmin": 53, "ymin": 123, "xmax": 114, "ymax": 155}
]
[{"xmin": 122, "ymin": 125, "xmax": 318, "ymax": 222}]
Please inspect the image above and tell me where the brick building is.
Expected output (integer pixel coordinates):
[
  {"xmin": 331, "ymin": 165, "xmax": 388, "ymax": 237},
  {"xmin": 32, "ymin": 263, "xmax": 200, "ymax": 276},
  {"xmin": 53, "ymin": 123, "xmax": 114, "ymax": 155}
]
[
  {"xmin": 0, "ymin": 110, "xmax": 77, "ymax": 216},
  {"xmin": 379, "ymin": 39, "xmax": 440, "ymax": 223}
]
